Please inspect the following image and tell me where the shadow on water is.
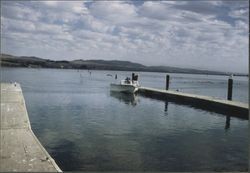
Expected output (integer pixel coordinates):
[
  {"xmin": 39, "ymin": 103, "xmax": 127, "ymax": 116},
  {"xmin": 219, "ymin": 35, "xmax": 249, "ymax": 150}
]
[
  {"xmin": 139, "ymin": 92, "xmax": 248, "ymax": 120},
  {"xmin": 110, "ymin": 91, "xmax": 139, "ymax": 106}
]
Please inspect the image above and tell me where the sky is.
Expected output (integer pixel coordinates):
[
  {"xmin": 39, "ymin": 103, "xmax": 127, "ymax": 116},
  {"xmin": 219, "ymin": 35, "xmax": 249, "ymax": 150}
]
[{"xmin": 1, "ymin": 1, "xmax": 249, "ymax": 73}]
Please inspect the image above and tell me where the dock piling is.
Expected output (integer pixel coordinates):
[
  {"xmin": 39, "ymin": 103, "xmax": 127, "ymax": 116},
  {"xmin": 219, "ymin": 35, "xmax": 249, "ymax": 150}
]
[
  {"xmin": 166, "ymin": 74, "xmax": 170, "ymax": 90},
  {"xmin": 138, "ymin": 86, "xmax": 248, "ymax": 119},
  {"xmin": 227, "ymin": 76, "xmax": 233, "ymax": 100}
]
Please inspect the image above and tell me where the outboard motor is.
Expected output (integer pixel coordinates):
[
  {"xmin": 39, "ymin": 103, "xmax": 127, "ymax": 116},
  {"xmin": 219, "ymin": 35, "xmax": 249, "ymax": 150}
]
[{"xmin": 132, "ymin": 73, "xmax": 138, "ymax": 81}]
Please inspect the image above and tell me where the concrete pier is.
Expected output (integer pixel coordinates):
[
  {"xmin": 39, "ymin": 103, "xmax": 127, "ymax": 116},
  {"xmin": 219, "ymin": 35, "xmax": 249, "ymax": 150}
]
[
  {"xmin": 138, "ymin": 87, "xmax": 249, "ymax": 119},
  {"xmin": 0, "ymin": 83, "xmax": 62, "ymax": 172}
]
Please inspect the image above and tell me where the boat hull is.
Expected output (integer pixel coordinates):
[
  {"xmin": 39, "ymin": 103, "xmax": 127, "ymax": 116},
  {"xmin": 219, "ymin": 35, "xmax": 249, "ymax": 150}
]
[{"xmin": 110, "ymin": 83, "xmax": 138, "ymax": 93}]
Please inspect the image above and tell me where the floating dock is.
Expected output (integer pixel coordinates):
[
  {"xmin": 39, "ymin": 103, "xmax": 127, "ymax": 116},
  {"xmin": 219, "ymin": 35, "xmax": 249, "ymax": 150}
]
[
  {"xmin": 138, "ymin": 87, "xmax": 249, "ymax": 119},
  {"xmin": 0, "ymin": 83, "xmax": 61, "ymax": 172}
]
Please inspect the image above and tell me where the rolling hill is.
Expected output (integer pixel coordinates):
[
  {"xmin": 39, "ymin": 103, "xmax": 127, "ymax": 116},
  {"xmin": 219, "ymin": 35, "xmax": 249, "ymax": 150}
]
[{"xmin": 0, "ymin": 54, "xmax": 247, "ymax": 76}]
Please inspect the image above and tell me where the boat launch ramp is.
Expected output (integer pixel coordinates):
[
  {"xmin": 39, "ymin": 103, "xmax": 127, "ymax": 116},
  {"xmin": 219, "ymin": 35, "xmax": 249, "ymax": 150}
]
[{"xmin": 0, "ymin": 83, "xmax": 61, "ymax": 172}]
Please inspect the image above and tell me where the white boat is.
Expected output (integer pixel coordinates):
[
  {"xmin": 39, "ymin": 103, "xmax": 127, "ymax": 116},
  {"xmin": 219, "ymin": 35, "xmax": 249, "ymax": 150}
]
[{"xmin": 110, "ymin": 78, "xmax": 140, "ymax": 93}]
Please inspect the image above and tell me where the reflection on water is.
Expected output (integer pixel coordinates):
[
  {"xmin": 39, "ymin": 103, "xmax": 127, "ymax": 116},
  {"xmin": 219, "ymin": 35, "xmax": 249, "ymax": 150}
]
[
  {"xmin": 164, "ymin": 101, "xmax": 169, "ymax": 115},
  {"xmin": 163, "ymin": 99, "xmax": 232, "ymax": 130},
  {"xmin": 110, "ymin": 91, "xmax": 139, "ymax": 106},
  {"xmin": 139, "ymin": 92, "xmax": 248, "ymax": 120},
  {"xmin": 225, "ymin": 116, "xmax": 231, "ymax": 130},
  {"xmin": 1, "ymin": 68, "xmax": 248, "ymax": 172}
]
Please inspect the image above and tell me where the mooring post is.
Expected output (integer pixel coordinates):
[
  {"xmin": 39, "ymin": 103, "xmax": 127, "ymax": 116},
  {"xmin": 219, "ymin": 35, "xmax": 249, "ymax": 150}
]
[
  {"xmin": 227, "ymin": 75, "xmax": 233, "ymax": 100},
  {"xmin": 166, "ymin": 74, "xmax": 170, "ymax": 90}
]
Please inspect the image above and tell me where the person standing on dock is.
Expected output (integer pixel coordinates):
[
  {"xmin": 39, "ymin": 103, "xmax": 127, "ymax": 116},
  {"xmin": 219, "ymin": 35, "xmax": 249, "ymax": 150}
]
[{"xmin": 115, "ymin": 74, "xmax": 117, "ymax": 79}]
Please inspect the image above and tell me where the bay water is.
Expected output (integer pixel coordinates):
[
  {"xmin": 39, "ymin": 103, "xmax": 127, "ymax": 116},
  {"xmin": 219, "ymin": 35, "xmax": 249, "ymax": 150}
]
[{"xmin": 1, "ymin": 67, "xmax": 248, "ymax": 171}]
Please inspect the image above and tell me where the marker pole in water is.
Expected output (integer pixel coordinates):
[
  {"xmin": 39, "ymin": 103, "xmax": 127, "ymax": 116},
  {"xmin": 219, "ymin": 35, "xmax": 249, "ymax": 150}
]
[
  {"xmin": 227, "ymin": 75, "xmax": 233, "ymax": 100},
  {"xmin": 166, "ymin": 74, "xmax": 170, "ymax": 90}
]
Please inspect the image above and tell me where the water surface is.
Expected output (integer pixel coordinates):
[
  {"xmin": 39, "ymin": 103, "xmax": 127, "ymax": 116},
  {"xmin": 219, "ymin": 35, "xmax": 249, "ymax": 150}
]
[{"xmin": 1, "ymin": 68, "xmax": 248, "ymax": 171}]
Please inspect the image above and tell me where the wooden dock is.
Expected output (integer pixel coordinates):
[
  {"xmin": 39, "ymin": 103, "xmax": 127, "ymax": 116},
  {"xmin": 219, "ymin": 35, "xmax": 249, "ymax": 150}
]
[
  {"xmin": 138, "ymin": 87, "xmax": 249, "ymax": 119},
  {"xmin": 0, "ymin": 83, "xmax": 62, "ymax": 172}
]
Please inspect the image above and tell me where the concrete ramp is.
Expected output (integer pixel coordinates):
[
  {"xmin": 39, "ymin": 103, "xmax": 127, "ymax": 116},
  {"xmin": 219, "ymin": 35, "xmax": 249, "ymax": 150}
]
[{"xmin": 0, "ymin": 83, "xmax": 61, "ymax": 172}]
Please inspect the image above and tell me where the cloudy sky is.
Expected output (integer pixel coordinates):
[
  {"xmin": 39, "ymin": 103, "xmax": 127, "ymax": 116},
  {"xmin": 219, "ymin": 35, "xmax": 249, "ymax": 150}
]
[{"xmin": 1, "ymin": 1, "xmax": 249, "ymax": 73}]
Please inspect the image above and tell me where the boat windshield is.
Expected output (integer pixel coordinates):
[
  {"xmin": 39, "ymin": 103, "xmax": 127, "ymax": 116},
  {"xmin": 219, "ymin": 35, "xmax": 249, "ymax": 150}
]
[
  {"xmin": 121, "ymin": 80, "xmax": 132, "ymax": 85},
  {"xmin": 120, "ymin": 79, "xmax": 140, "ymax": 86}
]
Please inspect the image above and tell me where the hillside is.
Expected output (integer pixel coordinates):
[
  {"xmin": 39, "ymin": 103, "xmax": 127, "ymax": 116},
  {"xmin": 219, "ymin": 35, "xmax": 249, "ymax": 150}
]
[{"xmin": 0, "ymin": 54, "xmax": 247, "ymax": 76}]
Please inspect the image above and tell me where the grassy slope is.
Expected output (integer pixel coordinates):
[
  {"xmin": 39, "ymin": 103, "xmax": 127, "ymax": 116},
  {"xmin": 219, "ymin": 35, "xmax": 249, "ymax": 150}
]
[{"xmin": 0, "ymin": 53, "xmax": 247, "ymax": 76}]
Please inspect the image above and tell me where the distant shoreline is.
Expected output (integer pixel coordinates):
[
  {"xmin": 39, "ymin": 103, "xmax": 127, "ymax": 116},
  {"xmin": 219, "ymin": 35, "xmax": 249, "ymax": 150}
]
[
  {"xmin": 0, "ymin": 53, "xmax": 248, "ymax": 77},
  {"xmin": 2, "ymin": 66, "xmax": 248, "ymax": 78}
]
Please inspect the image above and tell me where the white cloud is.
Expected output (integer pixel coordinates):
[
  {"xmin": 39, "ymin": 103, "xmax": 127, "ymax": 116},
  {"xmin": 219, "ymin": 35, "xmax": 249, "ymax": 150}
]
[
  {"xmin": 42, "ymin": 1, "xmax": 58, "ymax": 7},
  {"xmin": 89, "ymin": 1, "xmax": 137, "ymax": 24},
  {"xmin": 138, "ymin": 1, "xmax": 171, "ymax": 20},
  {"xmin": 235, "ymin": 20, "xmax": 248, "ymax": 32},
  {"xmin": 41, "ymin": 1, "xmax": 88, "ymax": 14},
  {"xmin": 2, "ymin": 2, "xmax": 41, "ymax": 22},
  {"xmin": 79, "ymin": 15, "xmax": 113, "ymax": 33},
  {"xmin": 2, "ymin": 17, "xmax": 36, "ymax": 32},
  {"xmin": 229, "ymin": 8, "xmax": 249, "ymax": 20}
]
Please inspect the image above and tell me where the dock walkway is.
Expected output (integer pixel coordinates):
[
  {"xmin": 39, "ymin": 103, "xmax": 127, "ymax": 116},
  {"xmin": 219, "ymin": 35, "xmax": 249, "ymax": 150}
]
[
  {"xmin": 138, "ymin": 87, "xmax": 249, "ymax": 119},
  {"xmin": 0, "ymin": 83, "xmax": 61, "ymax": 172}
]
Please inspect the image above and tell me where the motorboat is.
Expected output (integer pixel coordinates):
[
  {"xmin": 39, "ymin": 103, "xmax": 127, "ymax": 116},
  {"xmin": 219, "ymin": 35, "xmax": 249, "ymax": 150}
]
[{"xmin": 110, "ymin": 73, "xmax": 140, "ymax": 93}]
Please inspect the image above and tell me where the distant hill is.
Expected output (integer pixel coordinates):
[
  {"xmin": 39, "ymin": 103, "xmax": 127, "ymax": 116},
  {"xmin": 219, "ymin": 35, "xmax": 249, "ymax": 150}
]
[{"xmin": 0, "ymin": 53, "xmax": 247, "ymax": 76}]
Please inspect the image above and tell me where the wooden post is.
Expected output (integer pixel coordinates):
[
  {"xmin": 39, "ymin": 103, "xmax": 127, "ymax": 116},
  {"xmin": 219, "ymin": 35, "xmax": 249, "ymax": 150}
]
[
  {"xmin": 166, "ymin": 74, "xmax": 170, "ymax": 90},
  {"xmin": 227, "ymin": 76, "xmax": 233, "ymax": 100}
]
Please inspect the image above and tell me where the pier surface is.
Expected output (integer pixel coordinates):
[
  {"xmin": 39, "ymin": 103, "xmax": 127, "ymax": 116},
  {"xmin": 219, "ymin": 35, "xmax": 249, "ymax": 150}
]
[
  {"xmin": 0, "ymin": 83, "xmax": 61, "ymax": 172},
  {"xmin": 138, "ymin": 87, "xmax": 249, "ymax": 119}
]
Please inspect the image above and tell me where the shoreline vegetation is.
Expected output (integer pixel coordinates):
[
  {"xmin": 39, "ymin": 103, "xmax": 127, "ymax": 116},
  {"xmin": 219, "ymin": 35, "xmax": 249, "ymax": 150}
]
[{"xmin": 0, "ymin": 53, "xmax": 248, "ymax": 76}]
